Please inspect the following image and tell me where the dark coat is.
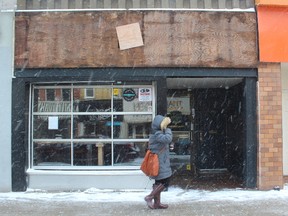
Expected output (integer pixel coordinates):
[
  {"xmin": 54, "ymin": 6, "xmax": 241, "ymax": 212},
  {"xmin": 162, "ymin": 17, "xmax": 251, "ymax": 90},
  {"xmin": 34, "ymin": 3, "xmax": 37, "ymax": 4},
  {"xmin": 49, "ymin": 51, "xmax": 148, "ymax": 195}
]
[{"xmin": 149, "ymin": 115, "xmax": 173, "ymax": 180}]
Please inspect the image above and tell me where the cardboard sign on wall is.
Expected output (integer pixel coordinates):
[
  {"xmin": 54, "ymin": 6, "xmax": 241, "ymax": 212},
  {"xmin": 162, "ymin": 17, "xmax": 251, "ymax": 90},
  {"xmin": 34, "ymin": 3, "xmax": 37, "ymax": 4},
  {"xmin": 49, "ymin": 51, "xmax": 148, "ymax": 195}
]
[{"xmin": 116, "ymin": 22, "xmax": 144, "ymax": 50}]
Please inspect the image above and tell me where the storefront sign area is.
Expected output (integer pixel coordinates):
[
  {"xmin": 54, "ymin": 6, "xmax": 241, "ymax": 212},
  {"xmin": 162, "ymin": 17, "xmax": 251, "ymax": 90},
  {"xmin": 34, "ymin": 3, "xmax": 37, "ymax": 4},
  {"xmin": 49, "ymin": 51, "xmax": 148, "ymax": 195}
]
[
  {"xmin": 167, "ymin": 97, "xmax": 190, "ymax": 115},
  {"xmin": 123, "ymin": 89, "xmax": 136, "ymax": 101}
]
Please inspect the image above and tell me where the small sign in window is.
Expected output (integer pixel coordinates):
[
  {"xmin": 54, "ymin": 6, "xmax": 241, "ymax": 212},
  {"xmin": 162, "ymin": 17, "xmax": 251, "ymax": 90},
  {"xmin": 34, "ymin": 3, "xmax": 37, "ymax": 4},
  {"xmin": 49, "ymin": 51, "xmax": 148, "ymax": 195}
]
[
  {"xmin": 139, "ymin": 88, "xmax": 152, "ymax": 101},
  {"xmin": 85, "ymin": 88, "xmax": 94, "ymax": 98},
  {"xmin": 48, "ymin": 116, "xmax": 58, "ymax": 130}
]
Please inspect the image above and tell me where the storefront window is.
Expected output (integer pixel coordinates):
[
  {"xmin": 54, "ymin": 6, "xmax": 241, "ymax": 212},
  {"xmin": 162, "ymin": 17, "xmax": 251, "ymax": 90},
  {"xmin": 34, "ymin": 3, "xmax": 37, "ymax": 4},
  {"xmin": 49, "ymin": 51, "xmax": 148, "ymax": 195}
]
[
  {"xmin": 73, "ymin": 115, "xmax": 112, "ymax": 138},
  {"xmin": 113, "ymin": 142, "xmax": 147, "ymax": 166},
  {"xmin": 33, "ymin": 88, "xmax": 72, "ymax": 112},
  {"xmin": 33, "ymin": 115, "xmax": 71, "ymax": 139},
  {"xmin": 73, "ymin": 142, "xmax": 112, "ymax": 166},
  {"xmin": 73, "ymin": 87, "xmax": 112, "ymax": 112},
  {"xmin": 31, "ymin": 84, "xmax": 154, "ymax": 169},
  {"xmin": 33, "ymin": 142, "xmax": 71, "ymax": 166}
]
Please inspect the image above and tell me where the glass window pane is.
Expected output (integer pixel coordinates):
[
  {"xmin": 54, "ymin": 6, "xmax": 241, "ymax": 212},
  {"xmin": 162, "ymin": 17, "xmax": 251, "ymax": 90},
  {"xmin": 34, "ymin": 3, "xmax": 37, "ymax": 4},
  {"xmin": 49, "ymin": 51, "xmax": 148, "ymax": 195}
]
[
  {"xmin": 46, "ymin": 89, "xmax": 55, "ymax": 101},
  {"xmin": 62, "ymin": 89, "xmax": 71, "ymax": 101},
  {"xmin": 114, "ymin": 88, "xmax": 153, "ymax": 112},
  {"xmin": 113, "ymin": 115, "xmax": 152, "ymax": 139},
  {"xmin": 33, "ymin": 142, "xmax": 71, "ymax": 166},
  {"xmin": 73, "ymin": 142, "xmax": 112, "ymax": 166},
  {"xmin": 85, "ymin": 88, "xmax": 94, "ymax": 98},
  {"xmin": 33, "ymin": 115, "xmax": 71, "ymax": 139},
  {"xmin": 73, "ymin": 87, "xmax": 112, "ymax": 112},
  {"xmin": 33, "ymin": 88, "xmax": 71, "ymax": 112},
  {"xmin": 31, "ymin": 85, "xmax": 154, "ymax": 169},
  {"xmin": 73, "ymin": 115, "xmax": 111, "ymax": 138},
  {"xmin": 113, "ymin": 142, "xmax": 147, "ymax": 166}
]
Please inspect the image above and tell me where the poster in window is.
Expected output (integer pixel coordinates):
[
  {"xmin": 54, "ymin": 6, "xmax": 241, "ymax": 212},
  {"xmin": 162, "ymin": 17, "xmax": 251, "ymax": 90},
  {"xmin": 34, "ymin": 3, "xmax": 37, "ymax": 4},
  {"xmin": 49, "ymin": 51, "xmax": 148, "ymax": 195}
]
[
  {"xmin": 139, "ymin": 88, "xmax": 152, "ymax": 102},
  {"xmin": 48, "ymin": 116, "xmax": 59, "ymax": 130}
]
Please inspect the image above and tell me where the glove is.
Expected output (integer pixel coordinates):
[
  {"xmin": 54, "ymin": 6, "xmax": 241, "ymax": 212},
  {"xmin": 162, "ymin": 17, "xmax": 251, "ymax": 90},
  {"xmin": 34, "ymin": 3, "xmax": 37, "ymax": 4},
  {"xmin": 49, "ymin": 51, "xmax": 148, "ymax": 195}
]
[{"xmin": 160, "ymin": 117, "xmax": 171, "ymax": 131}]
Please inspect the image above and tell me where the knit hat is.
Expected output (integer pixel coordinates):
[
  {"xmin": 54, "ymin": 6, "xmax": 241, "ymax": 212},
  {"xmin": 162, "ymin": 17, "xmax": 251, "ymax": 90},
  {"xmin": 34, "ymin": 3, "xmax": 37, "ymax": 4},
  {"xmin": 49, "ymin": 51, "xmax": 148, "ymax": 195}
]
[{"xmin": 160, "ymin": 117, "xmax": 171, "ymax": 131}]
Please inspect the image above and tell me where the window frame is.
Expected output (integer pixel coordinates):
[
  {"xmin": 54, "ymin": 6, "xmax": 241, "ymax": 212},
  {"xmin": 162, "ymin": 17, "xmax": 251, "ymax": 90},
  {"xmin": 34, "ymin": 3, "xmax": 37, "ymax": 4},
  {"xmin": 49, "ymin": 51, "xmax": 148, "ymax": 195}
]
[{"xmin": 29, "ymin": 83, "xmax": 155, "ymax": 170}]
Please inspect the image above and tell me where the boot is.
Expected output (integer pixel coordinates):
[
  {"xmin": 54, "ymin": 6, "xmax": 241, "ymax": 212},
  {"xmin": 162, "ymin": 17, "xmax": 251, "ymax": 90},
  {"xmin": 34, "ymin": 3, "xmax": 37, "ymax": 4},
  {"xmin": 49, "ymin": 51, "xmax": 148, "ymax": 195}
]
[
  {"xmin": 153, "ymin": 184, "xmax": 168, "ymax": 209},
  {"xmin": 144, "ymin": 184, "xmax": 165, "ymax": 209}
]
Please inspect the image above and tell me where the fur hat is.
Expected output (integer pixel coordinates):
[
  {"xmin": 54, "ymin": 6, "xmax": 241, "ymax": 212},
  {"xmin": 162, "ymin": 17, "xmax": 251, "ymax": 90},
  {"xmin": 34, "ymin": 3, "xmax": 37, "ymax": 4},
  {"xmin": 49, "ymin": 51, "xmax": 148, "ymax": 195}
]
[{"xmin": 160, "ymin": 117, "xmax": 171, "ymax": 131}]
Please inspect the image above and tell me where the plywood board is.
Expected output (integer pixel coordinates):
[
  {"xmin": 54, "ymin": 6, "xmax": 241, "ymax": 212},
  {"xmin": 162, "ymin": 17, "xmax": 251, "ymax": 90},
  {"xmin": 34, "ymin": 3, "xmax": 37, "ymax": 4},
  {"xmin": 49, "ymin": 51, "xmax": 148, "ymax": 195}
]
[{"xmin": 14, "ymin": 11, "xmax": 257, "ymax": 69}]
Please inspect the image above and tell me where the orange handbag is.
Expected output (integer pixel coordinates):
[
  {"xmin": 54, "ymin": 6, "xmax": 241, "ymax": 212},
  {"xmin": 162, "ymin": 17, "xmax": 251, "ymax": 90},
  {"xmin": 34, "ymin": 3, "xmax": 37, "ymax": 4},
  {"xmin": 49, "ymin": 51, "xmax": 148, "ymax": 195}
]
[{"xmin": 140, "ymin": 150, "xmax": 159, "ymax": 177}]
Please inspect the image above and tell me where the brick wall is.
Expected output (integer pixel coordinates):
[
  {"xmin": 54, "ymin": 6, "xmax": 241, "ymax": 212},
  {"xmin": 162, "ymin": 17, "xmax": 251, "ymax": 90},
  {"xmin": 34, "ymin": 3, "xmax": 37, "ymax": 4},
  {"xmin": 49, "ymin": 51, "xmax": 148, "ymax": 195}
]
[{"xmin": 258, "ymin": 63, "xmax": 283, "ymax": 190}]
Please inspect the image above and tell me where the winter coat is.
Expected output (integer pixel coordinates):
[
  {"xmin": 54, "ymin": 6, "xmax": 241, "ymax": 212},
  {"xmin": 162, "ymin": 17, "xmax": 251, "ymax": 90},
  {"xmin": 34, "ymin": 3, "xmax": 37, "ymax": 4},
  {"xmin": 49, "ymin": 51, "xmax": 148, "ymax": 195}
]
[{"xmin": 149, "ymin": 115, "xmax": 173, "ymax": 180}]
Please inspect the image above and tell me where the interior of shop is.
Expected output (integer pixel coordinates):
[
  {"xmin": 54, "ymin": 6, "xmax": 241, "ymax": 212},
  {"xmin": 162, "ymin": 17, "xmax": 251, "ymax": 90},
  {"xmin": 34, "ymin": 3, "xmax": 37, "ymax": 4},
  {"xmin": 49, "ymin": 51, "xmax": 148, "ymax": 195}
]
[{"xmin": 166, "ymin": 78, "xmax": 244, "ymax": 190}]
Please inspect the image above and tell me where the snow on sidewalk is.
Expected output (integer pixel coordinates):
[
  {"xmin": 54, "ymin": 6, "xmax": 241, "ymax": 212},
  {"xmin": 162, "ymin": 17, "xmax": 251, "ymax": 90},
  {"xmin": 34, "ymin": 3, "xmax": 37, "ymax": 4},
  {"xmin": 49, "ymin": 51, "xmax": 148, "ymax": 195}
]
[{"xmin": 1, "ymin": 185, "xmax": 288, "ymax": 203}]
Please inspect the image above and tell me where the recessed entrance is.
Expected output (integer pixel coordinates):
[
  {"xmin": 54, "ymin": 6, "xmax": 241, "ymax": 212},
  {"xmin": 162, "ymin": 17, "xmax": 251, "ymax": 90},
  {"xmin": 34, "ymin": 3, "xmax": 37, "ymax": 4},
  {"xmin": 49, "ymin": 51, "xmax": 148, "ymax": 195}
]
[{"xmin": 167, "ymin": 78, "xmax": 244, "ymax": 190}]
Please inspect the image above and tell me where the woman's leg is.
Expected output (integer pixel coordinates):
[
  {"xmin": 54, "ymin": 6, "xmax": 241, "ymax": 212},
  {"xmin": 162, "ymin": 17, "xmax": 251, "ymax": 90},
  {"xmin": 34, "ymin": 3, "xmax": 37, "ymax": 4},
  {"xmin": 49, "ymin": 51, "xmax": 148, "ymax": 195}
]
[{"xmin": 154, "ymin": 178, "xmax": 170, "ymax": 209}]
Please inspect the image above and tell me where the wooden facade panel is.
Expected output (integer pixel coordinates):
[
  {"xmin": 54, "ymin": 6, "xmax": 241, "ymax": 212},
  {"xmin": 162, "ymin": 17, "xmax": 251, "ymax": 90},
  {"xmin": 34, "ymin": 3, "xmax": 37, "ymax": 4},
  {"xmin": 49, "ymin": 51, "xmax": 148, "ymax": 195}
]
[
  {"xmin": 143, "ymin": 12, "xmax": 257, "ymax": 67},
  {"xmin": 15, "ymin": 11, "xmax": 257, "ymax": 68}
]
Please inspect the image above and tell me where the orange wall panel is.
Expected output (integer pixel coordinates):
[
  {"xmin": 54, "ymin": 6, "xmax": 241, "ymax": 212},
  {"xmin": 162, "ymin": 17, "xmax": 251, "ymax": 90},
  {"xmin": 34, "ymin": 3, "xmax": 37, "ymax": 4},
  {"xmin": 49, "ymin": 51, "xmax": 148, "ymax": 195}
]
[
  {"xmin": 258, "ymin": 6, "xmax": 288, "ymax": 62},
  {"xmin": 256, "ymin": 0, "xmax": 288, "ymax": 6}
]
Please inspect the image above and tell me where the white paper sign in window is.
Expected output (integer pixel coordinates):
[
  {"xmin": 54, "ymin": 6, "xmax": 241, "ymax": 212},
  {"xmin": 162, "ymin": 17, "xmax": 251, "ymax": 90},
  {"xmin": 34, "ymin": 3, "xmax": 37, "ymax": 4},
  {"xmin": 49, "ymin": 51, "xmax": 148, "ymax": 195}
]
[
  {"xmin": 48, "ymin": 116, "xmax": 59, "ymax": 130},
  {"xmin": 139, "ymin": 88, "xmax": 152, "ymax": 102}
]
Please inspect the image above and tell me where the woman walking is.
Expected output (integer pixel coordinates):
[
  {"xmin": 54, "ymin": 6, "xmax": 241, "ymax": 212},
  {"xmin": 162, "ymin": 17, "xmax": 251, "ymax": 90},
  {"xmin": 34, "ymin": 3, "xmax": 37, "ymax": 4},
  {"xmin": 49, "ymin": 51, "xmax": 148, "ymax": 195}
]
[{"xmin": 144, "ymin": 115, "xmax": 173, "ymax": 209}]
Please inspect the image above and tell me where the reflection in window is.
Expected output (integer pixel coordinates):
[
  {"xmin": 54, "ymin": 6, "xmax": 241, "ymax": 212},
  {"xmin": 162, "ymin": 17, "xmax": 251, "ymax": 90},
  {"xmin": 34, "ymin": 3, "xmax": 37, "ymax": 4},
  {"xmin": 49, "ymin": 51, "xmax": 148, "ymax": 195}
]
[
  {"xmin": 74, "ymin": 87, "xmax": 112, "ymax": 112},
  {"xmin": 46, "ymin": 89, "xmax": 55, "ymax": 101},
  {"xmin": 114, "ymin": 88, "xmax": 152, "ymax": 112},
  {"xmin": 62, "ymin": 89, "xmax": 71, "ymax": 101},
  {"xmin": 33, "ymin": 88, "xmax": 71, "ymax": 112},
  {"xmin": 113, "ymin": 115, "xmax": 152, "ymax": 139},
  {"xmin": 73, "ymin": 143, "xmax": 112, "ymax": 166},
  {"xmin": 85, "ymin": 88, "xmax": 94, "ymax": 98},
  {"xmin": 32, "ymin": 85, "xmax": 153, "ymax": 168},
  {"xmin": 73, "ymin": 115, "xmax": 112, "ymax": 138},
  {"xmin": 33, "ymin": 115, "xmax": 71, "ymax": 139},
  {"xmin": 113, "ymin": 142, "xmax": 147, "ymax": 166},
  {"xmin": 33, "ymin": 142, "xmax": 71, "ymax": 166}
]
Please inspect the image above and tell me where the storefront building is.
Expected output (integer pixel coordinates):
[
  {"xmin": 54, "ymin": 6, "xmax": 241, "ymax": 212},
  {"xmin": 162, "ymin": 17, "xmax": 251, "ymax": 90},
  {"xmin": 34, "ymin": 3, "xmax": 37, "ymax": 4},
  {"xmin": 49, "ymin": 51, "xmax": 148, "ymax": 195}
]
[
  {"xmin": 11, "ymin": 0, "xmax": 259, "ymax": 191},
  {"xmin": 256, "ymin": 0, "xmax": 288, "ymax": 190},
  {"xmin": 0, "ymin": 0, "xmax": 15, "ymax": 192}
]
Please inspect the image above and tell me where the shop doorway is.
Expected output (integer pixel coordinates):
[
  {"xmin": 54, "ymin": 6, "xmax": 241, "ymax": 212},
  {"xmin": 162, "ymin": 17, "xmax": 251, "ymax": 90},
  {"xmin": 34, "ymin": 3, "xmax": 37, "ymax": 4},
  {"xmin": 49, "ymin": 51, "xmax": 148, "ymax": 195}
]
[{"xmin": 167, "ymin": 78, "xmax": 244, "ymax": 189}]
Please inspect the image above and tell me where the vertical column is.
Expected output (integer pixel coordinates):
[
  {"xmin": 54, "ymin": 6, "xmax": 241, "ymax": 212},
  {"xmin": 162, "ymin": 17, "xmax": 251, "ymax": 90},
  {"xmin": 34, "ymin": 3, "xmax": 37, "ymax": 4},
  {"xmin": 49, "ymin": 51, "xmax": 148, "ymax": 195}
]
[
  {"xmin": 132, "ymin": 0, "xmax": 141, "ymax": 8},
  {"xmin": 219, "ymin": 0, "xmax": 226, "ymax": 9},
  {"xmin": 118, "ymin": 0, "xmax": 126, "ymax": 8},
  {"xmin": 33, "ymin": 0, "xmax": 40, "ymax": 9},
  {"xmin": 61, "ymin": 0, "xmax": 69, "ymax": 8},
  {"xmin": 47, "ymin": 0, "xmax": 55, "ymax": 9},
  {"xmin": 90, "ymin": 0, "xmax": 97, "ymax": 8},
  {"xmin": 147, "ymin": 0, "xmax": 154, "ymax": 8},
  {"xmin": 75, "ymin": 0, "xmax": 83, "ymax": 9},
  {"xmin": 282, "ymin": 63, "xmax": 288, "ymax": 177},
  {"xmin": 104, "ymin": 0, "xmax": 112, "ymax": 8},
  {"xmin": 232, "ymin": 0, "xmax": 240, "ymax": 8},
  {"xmin": 156, "ymin": 78, "xmax": 167, "ymax": 116},
  {"xmin": 176, "ymin": 0, "xmax": 183, "ymax": 8},
  {"xmin": 246, "ymin": 0, "xmax": 253, "ymax": 8},
  {"xmin": 258, "ymin": 63, "xmax": 283, "ymax": 190},
  {"xmin": 197, "ymin": 0, "xmax": 204, "ymax": 8},
  {"xmin": 190, "ymin": 0, "xmax": 198, "ymax": 8},
  {"xmin": 17, "ymin": 0, "xmax": 26, "ymax": 9},
  {"xmin": 204, "ymin": 0, "xmax": 212, "ymax": 9},
  {"xmin": 12, "ymin": 79, "xmax": 27, "ymax": 191},
  {"xmin": 0, "ymin": 0, "xmax": 15, "ymax": 192},
  {"xmin": 162, "ymin": 0, "xmax": 169, "ymax": 8},
  {"xmin": 243, "ymin": 77, "xmax": 257, "ymax": 188}
]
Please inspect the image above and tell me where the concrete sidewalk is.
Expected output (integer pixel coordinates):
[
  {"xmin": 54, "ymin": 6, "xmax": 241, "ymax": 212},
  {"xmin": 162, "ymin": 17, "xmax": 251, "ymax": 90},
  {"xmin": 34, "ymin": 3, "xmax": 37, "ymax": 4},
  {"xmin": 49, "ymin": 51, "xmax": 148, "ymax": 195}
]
[{"xmin": 1, "ymin": 197, "xmax": 288, "ymax": 216}]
